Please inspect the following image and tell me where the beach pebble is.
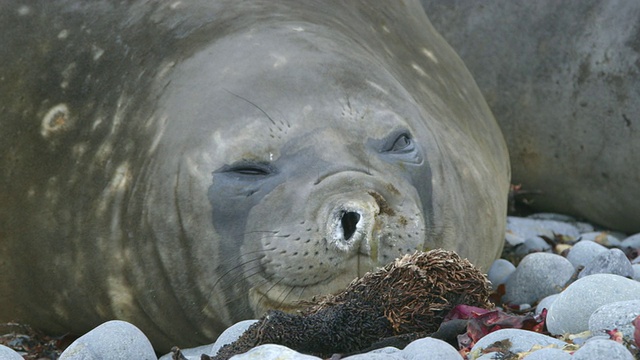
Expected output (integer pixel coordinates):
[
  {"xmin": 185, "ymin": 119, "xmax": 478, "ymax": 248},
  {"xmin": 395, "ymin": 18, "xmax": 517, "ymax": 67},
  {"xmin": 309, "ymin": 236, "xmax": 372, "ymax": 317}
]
[
  {"xmin": 588, "ymin": 300, "xmax": 640, "ymax": 339},
  {"xmin": 59, "ymin": 320, "xmax": 155, "ymax": 360},
  {"xmin": 566, "ymin": 240, "xmax": 608, "ymax": 269},
  {"xmin": 352, "ymin": 346, "xmax": 403, "ymax": 358},
  {"xmin": 622, "ymin": 233, "xmax": 640, "ymax": 249},
  {"xmin": 514, "ymin": 236, "xmax": 552, "ymax": 256},
  {"xmin": 0, "ymin": 345, "xmax": 24, "ymax": 360},
  {"xmin": 579, "ymin": 232, "xmax": 622, "ymax": 247},
  {"xmin": 229, "ymin": 344, "xmax": 320, "ymax": 359},
  {"xmin": 470, "ymin": 329, "xmax": 567, "ymax": 356},
  {"xmin": 487, "ymin": 259, "xmax": 516, "ymax": 289},
  {"xmin": 504, "ymin": 253, "xmax": 574, "ymax": 305},
  {"xmin": 546, "ymin": 274, "xmax": 640, "ymax": 335},
  {"xmin": 210, "ymin": 320, "xmax": 258, "ymax": 356},
  {"xmin": 522, "ymin": 347, "xmax": 572, "ymax": 359},
  {"xmin": 571, "ymin": 338, "xmax": 634, "ymax": 359},
  {"xmin": 506, "ymin": 216, "xmax": 581, "ymax": 240},
  {"xmin": 578, "ymin": 248, "xmax": 633, "ymax": 278},
  {"xmin": 535, "ymin": 294, "xmax": 559, "ymax": 315},
  {"xmin": 400, "ymin": 337, "xmax": 463, "ymax": 360},
  {"xmin": 632, "ymin": 264, "xmax": 640, "ymax": 281}
]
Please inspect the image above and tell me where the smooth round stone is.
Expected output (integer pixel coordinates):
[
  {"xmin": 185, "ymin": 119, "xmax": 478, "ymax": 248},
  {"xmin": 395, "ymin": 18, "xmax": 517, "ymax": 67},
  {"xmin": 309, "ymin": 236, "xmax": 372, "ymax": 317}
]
[
  {"xmin": 0, "ymin": 345, "xmax": 24, "ymax": 360},
  {"xmin": 470, "ymin": 329, "xmax": 567, "ymax": 355},
  {"xmin": 566, "ymin": 240, "xmax": 608, "ymax": 269},
  {"xmin": 571, "ymin": 338, "xmax": 634, "ymax": 359},
  {"xmin": 633, "ymin": 264, "xmax": 640, "ymax": 281},
  {"xmin": 579, "ymin": 232, "xmax": 622, "ymax": 247},
  {"xmin": 504, "ymin": 253, "xmax": 574, "ymax": 305},
  {"xmin": 230, "ymin": 344, "xmax": 320, "ymax": 360},
  {"xmin": 505, "ymin": 232, "xmax": 525, "ymax": 246},
  {"xmin": 622, "ymin": 232, "xmax": 640, "ymax": 248},
  {"xmin": 210, "ymin": 319, "xmax": 258, "ymax": 356},
  {"xmin": 527, "ymin": 212, "xmax": 577, "ymax": 222},
  {"xmin": 343, "ymin": 346, "xmax": 404, "ymax": 359},
  {"xmin": 535, "ymin": 294, "xmax": 559, "ymax": 315},
  {"xmin": 487, "ymin": 259, "xmax": 516, "ymax": 289},
  {"xmin": 546, "ymin": 274, "xmax": 640, "ymax": 335},
  {"xmin": 401, "ymin": 337, "xmax": 463, "ymax": 360},
  {"xmin": 59, "ymin": 320, "xmax": 155, "ymax": 360},
  {"xmin": 589, "ymin": 300, "xmax": 640, "ymax": 339},
  {"xmin": 344, "ymin": 353, "xmax": 403, "ymax": 360},
  {"xmin": 578, "ymin": 248, "xmax": 634, "ymax": 278},
  {"xmin": 159, "ymin": 344, "xmax": 213, "ymax": 360},
  {"xmin": 506, "ymin": 216, "xmax": 581, "ymax": 240},
  {"xmin": 522, "ymin": 348, "xmax": 572, "ymax": 360},
  {"xmin": 514, "ymin": 236, "xmax": 552, "ymax": 256}
]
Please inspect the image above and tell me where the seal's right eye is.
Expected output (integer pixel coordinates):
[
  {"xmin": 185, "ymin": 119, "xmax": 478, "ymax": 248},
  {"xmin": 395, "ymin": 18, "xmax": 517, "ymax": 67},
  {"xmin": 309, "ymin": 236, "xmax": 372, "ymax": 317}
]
[{"xmin": 221, "ymin": 162, "xmax": 274, "ymax": 178}]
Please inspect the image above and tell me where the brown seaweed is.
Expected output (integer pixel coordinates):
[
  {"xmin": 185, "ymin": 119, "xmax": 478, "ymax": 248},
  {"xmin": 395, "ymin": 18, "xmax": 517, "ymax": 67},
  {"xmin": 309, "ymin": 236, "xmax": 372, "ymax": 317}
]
[{"xmin": 211, "ymin": 249, "xmax": 493, "ymax": 359}]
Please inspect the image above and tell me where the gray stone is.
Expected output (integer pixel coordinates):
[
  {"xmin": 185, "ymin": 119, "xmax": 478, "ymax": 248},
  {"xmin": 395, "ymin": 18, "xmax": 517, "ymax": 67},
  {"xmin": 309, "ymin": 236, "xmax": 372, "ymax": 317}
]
[
  {"xmin": 59, "ymin": 320, "xmax": 155, "ymax": 360},
  {"xmin": 0, "ymin": 345, "xmax": 24, "ymax": 360},
  {"xmin": 470, "ymin": 329, "xmax": 567, "ymax": 356},
  {"xmin": 588, "ymin": 300, "xmax": 640, "ymax": 340},
  {"xmin": 401, "ymin": 337, "xmax": 463, "ymax": 360},
  {"xmin": 633, "ymin": 264, "xmax": 640, "ymax": 281},
  {"xmin": 523, "ymin": 348, "xmax": 572, "ymax": 360},
  {"xmin": 210, "ymin": 319, "xmax": 258, "ymax": 356},
  {"xmin": 622, "ymin": 233, "xmax": 640, "ymax": 249},
  {"xmin": 159, "ymin": 344, "xmax": 213, "ymax": 360},
  {"xmin": 504, "ymin": 253, "xmax": 574, "ymax": 305},
  {"xmin": 535, "ymin": 294, "xmax": 559, "ymax": 315},
  {"xmin": 230, "ymin": 344, "xmax": 320, "ymax": 360},
  {"xmin": 579, "ymin": 232, "xmax": 622, "ymax": 247},
  {"xmin": 546, "ymin": 274, "xmax": 640, "ymax": 335},
  {"xmin": 487, "ymin": 259, "xmax": 516, "ymax": 289},
  {"xmin": 566, "ymin": 240, "xmax": 608, "ymax": 269},
  {"xmin": 579, "ymin": 248, "xmax": 634, "ymax": 278},
  {"xmin": 571, "ymin": 338, "xmax": 634, "ymax": 360},
  {"xmin": 344, "ymin": 353, "xmax": 402, "ymax": 360},
  {"xmin": 514, "ymin": 236, "xmax": 552, "ymax": 256},
  {"xmin": 506, "ymin": 216, "xmax": 581, "ymax": 240}
]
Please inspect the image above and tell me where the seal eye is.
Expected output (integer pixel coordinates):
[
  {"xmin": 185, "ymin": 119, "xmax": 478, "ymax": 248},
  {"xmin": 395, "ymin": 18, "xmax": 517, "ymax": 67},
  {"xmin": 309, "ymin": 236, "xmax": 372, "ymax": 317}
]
[
  {"xmin": 221, "ymin": 162, "xmax": 274, "ymax": 178},
  {"xmin": 232, "ymin": 166, "xmax": 270, "ymax": 176},
  {"xmin": 389, "ymin": 133, "xmax": 413, "ymax": 153}
]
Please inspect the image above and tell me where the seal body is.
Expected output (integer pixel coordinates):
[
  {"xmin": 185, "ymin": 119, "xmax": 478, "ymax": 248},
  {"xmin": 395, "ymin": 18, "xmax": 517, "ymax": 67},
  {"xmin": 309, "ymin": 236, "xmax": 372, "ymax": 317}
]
[
  {"xmin": 0, "ymin": 0, "xmax": 509, "ymax": 350},
  {"xmin": 423, "ymin": 0, "xmax": 640, "ymax": 233}
]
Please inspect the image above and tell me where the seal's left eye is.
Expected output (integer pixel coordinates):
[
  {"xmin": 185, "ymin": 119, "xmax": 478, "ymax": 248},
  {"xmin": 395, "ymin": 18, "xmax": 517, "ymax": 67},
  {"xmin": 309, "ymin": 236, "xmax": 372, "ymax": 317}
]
[
  {"xmin": 389, "ymin": 133, "xmax": 413, "ymax": 152},
  {"xmin": 231, "ymin": 166, "xmax": 271, "ymax": 176}
]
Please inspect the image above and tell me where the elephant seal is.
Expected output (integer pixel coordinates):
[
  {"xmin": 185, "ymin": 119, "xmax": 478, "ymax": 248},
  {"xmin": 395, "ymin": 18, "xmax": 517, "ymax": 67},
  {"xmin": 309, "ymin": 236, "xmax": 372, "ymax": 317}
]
[
  {"xmin": 0, "ymin": 0, "xmax": 509, "ymax": 351},
  {"xmin": 422, "ymin": 0, "xmax": 640, "ymax": 233}
]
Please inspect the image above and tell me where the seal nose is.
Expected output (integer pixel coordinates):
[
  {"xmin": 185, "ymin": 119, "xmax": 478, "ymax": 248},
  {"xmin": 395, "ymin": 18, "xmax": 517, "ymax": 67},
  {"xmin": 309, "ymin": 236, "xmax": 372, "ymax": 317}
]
[{"xmin": 341, "ymin": 211, "xmax": 361, "ymax": 241}]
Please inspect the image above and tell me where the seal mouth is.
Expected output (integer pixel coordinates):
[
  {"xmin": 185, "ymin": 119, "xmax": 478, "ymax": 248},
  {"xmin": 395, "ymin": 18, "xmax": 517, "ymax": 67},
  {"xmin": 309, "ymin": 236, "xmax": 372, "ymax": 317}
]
[{"xmin": 248, "ymin": 254, "xmax": 375, "ymax": 316}]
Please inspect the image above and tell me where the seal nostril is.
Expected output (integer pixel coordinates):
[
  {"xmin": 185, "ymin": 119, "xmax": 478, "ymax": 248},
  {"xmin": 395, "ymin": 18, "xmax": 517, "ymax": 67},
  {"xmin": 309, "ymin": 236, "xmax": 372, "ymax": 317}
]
[{"xmin": 341, "ymin": 211, "xmax": 361, "ymax": 241}]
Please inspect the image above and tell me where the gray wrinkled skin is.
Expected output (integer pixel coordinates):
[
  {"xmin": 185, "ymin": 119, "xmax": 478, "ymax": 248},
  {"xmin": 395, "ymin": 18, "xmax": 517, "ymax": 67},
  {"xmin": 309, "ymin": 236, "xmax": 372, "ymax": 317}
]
[
  {"xmin": 0, "ymin": 0, "xmax": 509, "ymax": 351},
  {"xmin": 423, "ymin": 0, "xmax": 640, "ymax": 233}
]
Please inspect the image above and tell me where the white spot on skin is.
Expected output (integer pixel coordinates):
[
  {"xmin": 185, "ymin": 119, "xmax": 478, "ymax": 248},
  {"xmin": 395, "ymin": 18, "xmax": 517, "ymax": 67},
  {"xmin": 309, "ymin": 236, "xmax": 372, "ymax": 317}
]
[
  {"xmin": 170, "ymin": 1, "xmax": 183, "ymax": 9},
  {"xmin": 92, "ymin": 117, "xmax": 104, "ymax": 131},
  {"xmin": 92, "ymin": 45, "xmax": 104, "ymax": 61},
  {"xmin": 57, "ymin": 29, "xmax": 69, "ymax": 39},
  {"xmin": 366, "ymin": 80, "xmax": 389, "ymax": 95},
  {"xmin": 291, "ymin": 26, "xmax": 304, "ymax": 32},
  {"xmin": 17, "ymin": 5, "xmax": 31, "ymax": 16},
  {"xmin": 411, "ymin": 62, "xmax": 427, "ymax": 77},
  {"xmin": 271, "ymin": 53, "xmax": 287, "ymax": 68},
  {"xmin": 108, "ymin": 162, "xmax": 131, "ymax": 193},
  {"xmin": 422, "ymin": 48, "xmax": 438, "ymax": 63},
  {"xmin": 382, "ymin": 25, "xmax": 390, "ymax": 33},
  {"xmin": 41, "ymin": 104, "xmax": 70, "ymax": 138}
]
